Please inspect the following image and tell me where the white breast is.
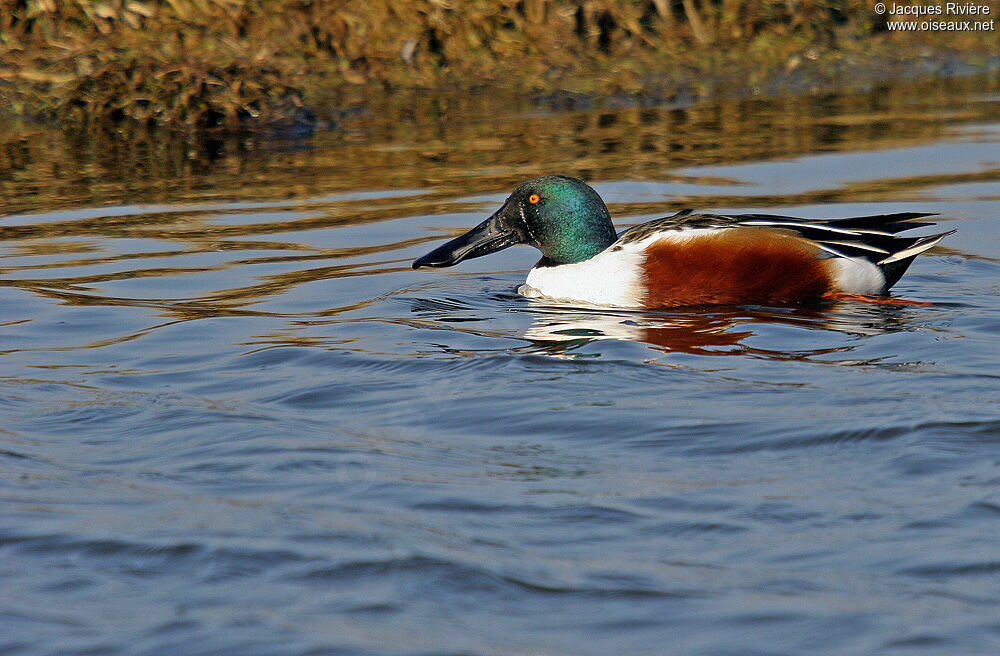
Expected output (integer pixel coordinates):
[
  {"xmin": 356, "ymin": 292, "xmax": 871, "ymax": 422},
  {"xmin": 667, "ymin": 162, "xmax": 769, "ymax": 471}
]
[{"xmin": 518, "ymin": 242, "xmax": 646, "ymax": 307}]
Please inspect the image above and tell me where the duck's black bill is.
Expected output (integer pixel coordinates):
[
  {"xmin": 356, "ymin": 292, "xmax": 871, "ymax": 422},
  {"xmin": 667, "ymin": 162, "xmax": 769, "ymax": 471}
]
[{"xmin": 412, "ymin": 209, "xmax": 520, "ymax": 269}]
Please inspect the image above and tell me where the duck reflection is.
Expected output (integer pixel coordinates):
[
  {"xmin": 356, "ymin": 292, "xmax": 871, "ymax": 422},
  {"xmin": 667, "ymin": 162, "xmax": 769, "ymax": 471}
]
[
  {"xmin": 519, "ymin": 300, "xmax": 914, "ymax": 359},
  {"xmin": 523, "ymin": 308, "xmax": 750, "ymax": 355}
]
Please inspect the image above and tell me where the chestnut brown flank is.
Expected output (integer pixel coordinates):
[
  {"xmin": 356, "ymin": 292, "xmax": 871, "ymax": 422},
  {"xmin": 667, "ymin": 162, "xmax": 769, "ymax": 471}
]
[{"xmin": 641, "ymin": 228, "xmax": 833, "ymax": 307}]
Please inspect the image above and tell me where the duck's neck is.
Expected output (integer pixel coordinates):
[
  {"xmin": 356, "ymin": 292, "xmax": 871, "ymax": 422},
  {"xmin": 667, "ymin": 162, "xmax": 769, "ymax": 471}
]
[{"xmin": 537, "ymin": 215, "xmax": 617, "ymax": 265}]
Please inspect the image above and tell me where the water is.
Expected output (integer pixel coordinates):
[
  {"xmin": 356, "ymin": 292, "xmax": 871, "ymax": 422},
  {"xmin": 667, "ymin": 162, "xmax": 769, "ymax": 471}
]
[{"xmin": 3, "ymin": 76, "xmax": 1000, "ymax": 655}]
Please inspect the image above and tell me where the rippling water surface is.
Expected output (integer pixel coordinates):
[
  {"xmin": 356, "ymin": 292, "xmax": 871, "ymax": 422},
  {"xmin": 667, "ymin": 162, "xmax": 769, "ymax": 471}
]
[{"xmin": 3, "ymin": 76, "xmax": 1000, "ymax": 655}]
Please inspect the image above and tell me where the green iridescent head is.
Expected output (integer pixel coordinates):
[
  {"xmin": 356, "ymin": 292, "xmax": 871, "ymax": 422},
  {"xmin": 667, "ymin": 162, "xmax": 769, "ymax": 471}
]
[{"xmin": 413, "ymin": 176, "xmax": 618, "ymax": 269}]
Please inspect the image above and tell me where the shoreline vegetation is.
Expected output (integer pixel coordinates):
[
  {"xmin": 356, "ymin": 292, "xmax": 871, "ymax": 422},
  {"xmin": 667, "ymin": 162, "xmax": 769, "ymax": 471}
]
[{"xmin": 1, "ymin": 1, "xmax": 997, "ymax": 131}]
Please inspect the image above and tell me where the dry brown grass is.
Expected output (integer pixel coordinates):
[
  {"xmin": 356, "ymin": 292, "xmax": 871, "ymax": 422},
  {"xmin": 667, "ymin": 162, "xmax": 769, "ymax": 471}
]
[{"xmin": 1, "ymin": 1, "xmax": 996, "ymax": 129}]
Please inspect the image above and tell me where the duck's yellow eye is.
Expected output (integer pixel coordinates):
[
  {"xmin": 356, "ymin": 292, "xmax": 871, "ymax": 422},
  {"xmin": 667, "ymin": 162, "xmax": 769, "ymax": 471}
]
[{"xmin": 529, "ymin": 194, "xmax": 540, "ymax": 204}]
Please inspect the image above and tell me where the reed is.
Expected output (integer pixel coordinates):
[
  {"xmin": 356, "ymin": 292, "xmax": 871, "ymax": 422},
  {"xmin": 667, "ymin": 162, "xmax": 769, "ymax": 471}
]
[{"xmin": 1, "ymin": 1, "xmax": 995, "ymax": 129}]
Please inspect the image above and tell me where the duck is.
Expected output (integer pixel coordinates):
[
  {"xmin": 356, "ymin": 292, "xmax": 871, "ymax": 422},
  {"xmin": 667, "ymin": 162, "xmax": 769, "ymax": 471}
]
[{"xmin": 412, "ymin": 176, "xmax": 953, "ymax": 308}]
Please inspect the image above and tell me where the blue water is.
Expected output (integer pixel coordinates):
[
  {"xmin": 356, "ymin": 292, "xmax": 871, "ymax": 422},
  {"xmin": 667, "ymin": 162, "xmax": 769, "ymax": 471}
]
[{"xmin": 2, "ymin": 79, "xmax": 1000, "ymax": 655}]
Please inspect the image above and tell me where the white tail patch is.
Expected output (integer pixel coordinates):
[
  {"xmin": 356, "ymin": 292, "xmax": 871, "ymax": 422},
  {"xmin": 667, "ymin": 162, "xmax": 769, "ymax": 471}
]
[{"xmin": 830, "ymin": 258, "xmax": 885, "ymax": 295}]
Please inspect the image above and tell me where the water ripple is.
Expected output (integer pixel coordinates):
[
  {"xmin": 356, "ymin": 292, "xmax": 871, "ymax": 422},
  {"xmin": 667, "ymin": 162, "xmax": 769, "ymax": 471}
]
[{"xmin": 3, "ymin": 75, "xmax": 1000, "ymax": 656}]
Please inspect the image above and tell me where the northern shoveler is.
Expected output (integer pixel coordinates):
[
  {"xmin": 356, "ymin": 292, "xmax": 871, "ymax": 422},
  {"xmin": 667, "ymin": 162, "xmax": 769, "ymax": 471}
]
[{"xmin": 412, "ymin": 176, "xmax": 953, "ymax": 308}]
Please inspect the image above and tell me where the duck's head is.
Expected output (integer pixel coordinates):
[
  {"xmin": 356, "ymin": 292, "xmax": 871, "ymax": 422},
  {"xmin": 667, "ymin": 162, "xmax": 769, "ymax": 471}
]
[{"xmin": 413, "ymin": 176, "xmax": 618, "ymax": 269}]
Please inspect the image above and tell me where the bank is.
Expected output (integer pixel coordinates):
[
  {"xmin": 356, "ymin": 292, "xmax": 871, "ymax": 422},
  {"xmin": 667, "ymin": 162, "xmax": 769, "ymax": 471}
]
[{"xmin": 1, "ymin": 1, "xmax": 996, "ymax": 131}]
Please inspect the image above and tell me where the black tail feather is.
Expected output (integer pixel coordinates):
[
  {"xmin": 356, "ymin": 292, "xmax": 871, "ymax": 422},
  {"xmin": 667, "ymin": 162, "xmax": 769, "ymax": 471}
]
[{"xmin": 827, "ymin": 212, "xmax": 938, "ymax": 233}]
